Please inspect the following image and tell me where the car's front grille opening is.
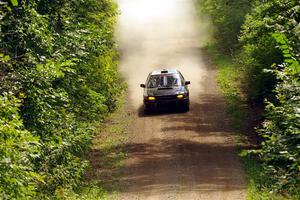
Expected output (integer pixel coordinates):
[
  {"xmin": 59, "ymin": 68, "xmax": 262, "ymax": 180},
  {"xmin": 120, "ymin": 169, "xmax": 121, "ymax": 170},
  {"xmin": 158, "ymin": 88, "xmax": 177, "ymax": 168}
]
[{"xmin": 155, "ymin": 95, "xmax": 177, "ymax": 100}]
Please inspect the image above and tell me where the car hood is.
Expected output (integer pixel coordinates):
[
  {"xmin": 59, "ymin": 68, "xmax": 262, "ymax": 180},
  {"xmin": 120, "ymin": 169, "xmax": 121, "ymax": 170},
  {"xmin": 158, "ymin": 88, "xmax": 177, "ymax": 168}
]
[{"xmin": 145, "ymin": 86, "xmax": 187, "ymax": 96}]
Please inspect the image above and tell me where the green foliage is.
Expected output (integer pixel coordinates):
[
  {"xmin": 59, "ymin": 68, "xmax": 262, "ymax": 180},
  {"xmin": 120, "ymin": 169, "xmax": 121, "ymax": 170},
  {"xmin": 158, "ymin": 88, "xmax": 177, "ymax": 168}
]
[
  {"xmin": 0, "ymin": 92, "xmax": 41, "ymax": 199},
  {"xmin": 258, "ymin": 33, "xmax": 300, "ymax": 195},
  {"xmin": 238, "ymin": 0, "xmax": 299, "ymax": 103},
  {"xmin": 54, "ymin": 92, "xmax": 130, "ymax": 199},
  {"xmin": 237, "ymin": 1, "xmax": 300, "ymax": 193},
  {"xmin": 1, "ymin": 0, "xmax": 122, "ymax": 198},
  {"xmin": 197, "ymin": 0, "xmax": 251, "ymax": 54},
  {"xmin": 10, "ymin": 0, "xmax": 18, "ymax": 7},
  {"xmin": 54, "ymin": 185, "xmax": 111, "ymax": 200}
]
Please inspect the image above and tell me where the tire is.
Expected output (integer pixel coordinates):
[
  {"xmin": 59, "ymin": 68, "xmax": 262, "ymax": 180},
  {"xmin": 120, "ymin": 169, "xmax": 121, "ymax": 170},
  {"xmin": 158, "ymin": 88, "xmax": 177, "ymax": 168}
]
[
  {"xmin": 178, "ymin": 104, "xmax": 189, "ymax": 112},
  {"xmin": 185, "ymin": 105, "xmax": 190, "ymax": 112},
  {"xmin": 144, "ymin": 105, "xmax": 152, "ymax": 114},
  {"xmin": 182, "ymin": 103, "xmax": 189, "ymax": 112}
]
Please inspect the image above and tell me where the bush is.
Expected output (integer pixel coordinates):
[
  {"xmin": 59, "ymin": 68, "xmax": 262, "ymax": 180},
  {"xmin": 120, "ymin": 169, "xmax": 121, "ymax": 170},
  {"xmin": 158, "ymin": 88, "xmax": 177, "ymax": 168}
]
[
  {"xmin": 0, "ymin": 0, "xmax": 121, "ymax": 197},
  {"xmin": 238, "ymin": 0, "xmax": 299, "ymax": 103},
  {"xmin": 258, "ymin": 33, "xmax": 300, "ymax": 195},
  {"xmin": 197, "ymin": 0, "xmax": 251, "ymax": 54},
  {"xmin": 0, "ymin": 92, "xmax": 41, "ymax": 199}
]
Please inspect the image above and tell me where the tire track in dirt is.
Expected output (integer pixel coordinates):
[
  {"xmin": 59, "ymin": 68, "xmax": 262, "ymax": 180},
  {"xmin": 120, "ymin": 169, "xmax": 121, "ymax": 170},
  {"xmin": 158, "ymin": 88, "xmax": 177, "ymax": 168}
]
[{"xmin": 116, "ymin": 0, "xmax": 246, "ymax": 199}]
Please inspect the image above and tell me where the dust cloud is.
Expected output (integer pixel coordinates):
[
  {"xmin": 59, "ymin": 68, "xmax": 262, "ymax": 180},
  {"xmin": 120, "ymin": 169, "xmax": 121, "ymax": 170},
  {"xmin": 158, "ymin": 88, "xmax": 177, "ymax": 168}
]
[
  {"xmin": 116, "ymin": 0, "xmax": 212, "ymax": 108},
  {"xmin": 114, "ymin": 2, "xmax": 246, "ymax": 199}
]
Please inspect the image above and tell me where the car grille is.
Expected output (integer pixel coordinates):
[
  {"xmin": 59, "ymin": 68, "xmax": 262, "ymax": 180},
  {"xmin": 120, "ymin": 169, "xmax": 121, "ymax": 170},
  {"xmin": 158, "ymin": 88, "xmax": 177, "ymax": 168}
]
[{"xmin": 155, "ymin": 95, "xmax": 177, "ymax": 100}]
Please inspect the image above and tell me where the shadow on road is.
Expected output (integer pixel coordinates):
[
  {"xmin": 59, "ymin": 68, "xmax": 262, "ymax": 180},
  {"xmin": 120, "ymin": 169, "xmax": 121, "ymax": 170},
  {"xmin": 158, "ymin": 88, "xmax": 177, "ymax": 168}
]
[
  {"xmin": 138, "ymin": 94, "xmax": 231, "ymax": 132},
  {"xmin": 137, "ymin": 105, "xmax": 188, "ymax": 118},
  {"xmin": 118, "ymin": 139, "xmax": 243, "ymax": 195},
  {"xmin": 84, "ymin": 91, "xmax": 245, "ymax": 200},
  {"xmin": 115, "ymin": 94, "xmax": 244, "ymax": 196}
]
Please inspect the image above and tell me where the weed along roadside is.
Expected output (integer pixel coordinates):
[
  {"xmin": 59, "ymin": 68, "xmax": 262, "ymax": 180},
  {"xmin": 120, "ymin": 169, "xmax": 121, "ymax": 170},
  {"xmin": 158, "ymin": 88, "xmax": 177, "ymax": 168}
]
[
  {"xmin": 53, "ymin": 92, "xmax": 133, "ymax": 199},
  {"xmin": 85, "ymin": 92, "xmax": 132, "ymax": 192}
]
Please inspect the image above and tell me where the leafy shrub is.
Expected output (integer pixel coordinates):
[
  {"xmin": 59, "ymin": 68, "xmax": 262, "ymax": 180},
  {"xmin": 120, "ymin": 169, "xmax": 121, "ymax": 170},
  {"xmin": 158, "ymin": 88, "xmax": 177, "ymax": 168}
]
[
  {"xmin": 258, "ymin": 33, "xmax": 300, "ymax": 194},
  {"xmin": 0, "ymin": 92, "xmax": 41, "ymax": 199},
  {"xmin": 19, "ymin": 61, "xmax": 93, "ymax": 193},
  {"xmin": 238, "ymin": 0, "xmax": 299, "ymax": 103},
  {"xmin": 197, "ymin": 0, "xmax": 251, "ymax": 54},
  {"xmin": 1, "ymin": 0, "xmax": 121, "ymax": 197}
]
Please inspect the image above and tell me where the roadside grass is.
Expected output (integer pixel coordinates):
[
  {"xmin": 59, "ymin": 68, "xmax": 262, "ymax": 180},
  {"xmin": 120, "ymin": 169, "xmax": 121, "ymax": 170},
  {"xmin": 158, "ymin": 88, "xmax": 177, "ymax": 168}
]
[
  {"xmin": 204, "ymin": 45, "xmax": 291, "ymax": 200},
  {"xmin": 54, "ymin": 91, "xmax": 132, "ymax": 200},
  {"xmin": 240, "ymin": 154, "xmax": 291, "ymax": 200},
  {"xmin": 205, "ymin": 45, "xmax": 247, "ymax": 134}
]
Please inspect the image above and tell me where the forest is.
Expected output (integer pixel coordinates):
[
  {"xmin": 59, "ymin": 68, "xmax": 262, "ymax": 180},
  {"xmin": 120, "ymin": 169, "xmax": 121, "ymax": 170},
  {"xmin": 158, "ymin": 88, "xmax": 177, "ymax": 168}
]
[
  {"xmin": 0, "ymin": 0, "xmax": 122, "ymax": 198},
  {"xmin": 0, "ymin": 0, "xmax": 299, "ymax": 199},
  {"xmin": 198, "ymin": 0, "xmax": 299, "ymax": 197}
]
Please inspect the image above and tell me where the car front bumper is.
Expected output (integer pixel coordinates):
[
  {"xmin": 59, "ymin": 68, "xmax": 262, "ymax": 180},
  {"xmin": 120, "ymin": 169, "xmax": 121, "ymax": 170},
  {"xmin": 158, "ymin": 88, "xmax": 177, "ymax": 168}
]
[{"xmin": 144, "ymin": 97, "xmax": 189, "ymax": 110}]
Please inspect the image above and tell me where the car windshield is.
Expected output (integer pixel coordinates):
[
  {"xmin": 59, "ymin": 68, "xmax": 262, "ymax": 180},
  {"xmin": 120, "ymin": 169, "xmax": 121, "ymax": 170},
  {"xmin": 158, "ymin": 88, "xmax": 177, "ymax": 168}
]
[{"xmin": 147, "ymin": 74, "xmax": 182, "ymax": 88}]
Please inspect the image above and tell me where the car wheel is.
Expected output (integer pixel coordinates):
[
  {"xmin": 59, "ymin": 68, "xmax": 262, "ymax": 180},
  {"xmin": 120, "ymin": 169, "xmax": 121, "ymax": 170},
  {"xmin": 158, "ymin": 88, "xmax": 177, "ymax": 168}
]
[
  {"xmin": 183, "ymin": 104, "xmax": 189, "ymax": 112},
  {"xmin": 144, "ymin": 105, "xmax": 151, "ymax": 114},
  {"xmin": 186, "ymin": 106, "xmax": 190, "ymax": 112}
]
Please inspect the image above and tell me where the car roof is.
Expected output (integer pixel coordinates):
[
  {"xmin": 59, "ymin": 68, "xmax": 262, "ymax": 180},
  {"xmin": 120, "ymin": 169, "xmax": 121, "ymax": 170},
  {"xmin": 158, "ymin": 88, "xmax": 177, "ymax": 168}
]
[{"xmin": 150, "ymin": 69, "xmax": 179, "ymax": 75}]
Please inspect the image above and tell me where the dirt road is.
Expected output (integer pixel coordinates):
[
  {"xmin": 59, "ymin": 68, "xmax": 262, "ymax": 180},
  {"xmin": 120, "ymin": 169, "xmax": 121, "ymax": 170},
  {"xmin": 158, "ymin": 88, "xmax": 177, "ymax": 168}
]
[{"xmin": 116, "ymin": 0, "xmax": 246, "ymax": 199}]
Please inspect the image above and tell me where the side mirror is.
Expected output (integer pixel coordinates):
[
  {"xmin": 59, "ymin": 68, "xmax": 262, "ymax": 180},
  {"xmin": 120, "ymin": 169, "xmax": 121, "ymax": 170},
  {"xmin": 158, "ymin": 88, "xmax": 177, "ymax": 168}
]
[
  {"xmin": 140, "ymin": 84, "xmax": 145, "ymax": 88},
  {"xmin": 185, "ymin": 81, "xmax": 191, "ymax": 85}
]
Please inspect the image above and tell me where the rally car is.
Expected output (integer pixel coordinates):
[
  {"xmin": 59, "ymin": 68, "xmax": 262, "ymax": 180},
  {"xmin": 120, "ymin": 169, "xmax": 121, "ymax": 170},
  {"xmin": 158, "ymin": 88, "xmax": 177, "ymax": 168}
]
[{"xmin": 140, "ymin": 69, "xmax": 190, "ymax": 112}]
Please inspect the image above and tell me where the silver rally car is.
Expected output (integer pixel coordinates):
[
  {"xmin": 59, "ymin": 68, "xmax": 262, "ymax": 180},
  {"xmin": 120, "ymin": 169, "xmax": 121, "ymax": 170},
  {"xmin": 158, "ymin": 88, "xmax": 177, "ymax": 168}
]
[{"xmin": 140, "ymin": 69, "xmax": 190, "ymax": 112}]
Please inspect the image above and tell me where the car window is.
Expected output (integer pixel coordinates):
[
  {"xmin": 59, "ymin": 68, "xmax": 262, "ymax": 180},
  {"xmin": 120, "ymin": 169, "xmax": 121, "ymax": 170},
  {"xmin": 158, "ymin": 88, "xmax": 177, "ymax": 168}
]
[{"xmin": 147, "ymin": 74, "xmax": 183, "ymax": 88}]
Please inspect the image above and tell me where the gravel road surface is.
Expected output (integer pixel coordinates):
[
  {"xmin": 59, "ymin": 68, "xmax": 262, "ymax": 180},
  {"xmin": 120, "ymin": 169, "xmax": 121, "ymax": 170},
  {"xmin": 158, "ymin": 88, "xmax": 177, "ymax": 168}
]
[{"xmin": 116, "ymin": 0, "xmax": 246, "ymax": 199}]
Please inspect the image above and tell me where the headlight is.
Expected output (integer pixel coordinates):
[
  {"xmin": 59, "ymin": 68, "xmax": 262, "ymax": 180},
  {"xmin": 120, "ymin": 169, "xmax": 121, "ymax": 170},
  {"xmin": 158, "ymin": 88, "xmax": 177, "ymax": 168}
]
[
  {"xmin": 148, "ymin": 96, "xmax": 156, "ymax": 100},
  {"xmin": 177, "ymin": 94, "xmax": 184, "ymax": 99}
]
